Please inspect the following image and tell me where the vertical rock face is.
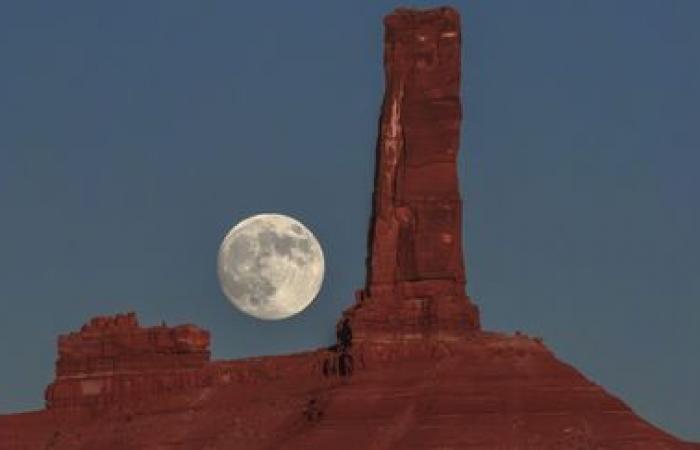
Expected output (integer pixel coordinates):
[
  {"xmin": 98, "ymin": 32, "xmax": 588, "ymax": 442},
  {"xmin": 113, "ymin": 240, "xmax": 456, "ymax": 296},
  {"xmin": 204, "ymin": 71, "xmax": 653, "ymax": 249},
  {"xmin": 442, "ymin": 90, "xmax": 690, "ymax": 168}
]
[
  {"xmin": 347, "ymin": 7, "xmax": 480, "ymax": 342},
  {"xmin": 45, "ymin": 312, "xmax": 211, "ymax": 409}
]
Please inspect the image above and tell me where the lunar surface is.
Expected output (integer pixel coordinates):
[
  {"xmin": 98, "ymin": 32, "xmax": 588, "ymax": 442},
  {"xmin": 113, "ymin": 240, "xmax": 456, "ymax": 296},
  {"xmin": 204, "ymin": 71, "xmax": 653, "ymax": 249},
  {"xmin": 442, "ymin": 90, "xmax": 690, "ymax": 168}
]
[{"xmin": 217, "ymin": 214, "xmax": 325, "ymax": 320}]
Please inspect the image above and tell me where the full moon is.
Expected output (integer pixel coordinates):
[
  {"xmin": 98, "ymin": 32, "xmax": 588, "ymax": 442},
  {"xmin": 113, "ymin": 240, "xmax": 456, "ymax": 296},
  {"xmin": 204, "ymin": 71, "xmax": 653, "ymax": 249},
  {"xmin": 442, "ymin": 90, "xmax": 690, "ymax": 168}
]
[{"xmin": 217, "ymin": 213, "xmax": 325, "ymax": 320}]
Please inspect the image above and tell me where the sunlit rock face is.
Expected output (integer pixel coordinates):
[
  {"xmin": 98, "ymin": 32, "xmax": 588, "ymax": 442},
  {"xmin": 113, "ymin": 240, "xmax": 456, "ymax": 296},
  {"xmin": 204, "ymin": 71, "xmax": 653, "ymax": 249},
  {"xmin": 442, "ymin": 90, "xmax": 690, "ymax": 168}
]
[
  {"xmin": 0, "ymin": 7, "xmax": 697, "ymax": 450},
  {"xmin": 1, "ymin": 326, "xmax": 697, "ymax": 449},
  {"xmin": 346, "ymin": 6, "xmax": 480, "ymax": 343},
  {"xmin": 45, "ymin": 312, "xmax": 211, "ymax": 410}
]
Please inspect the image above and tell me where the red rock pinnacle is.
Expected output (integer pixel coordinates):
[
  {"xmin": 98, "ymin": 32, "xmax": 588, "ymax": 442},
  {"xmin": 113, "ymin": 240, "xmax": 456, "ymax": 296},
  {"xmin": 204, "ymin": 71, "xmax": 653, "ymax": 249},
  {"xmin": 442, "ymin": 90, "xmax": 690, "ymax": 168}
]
[
  {"xmin": 345, "ymin": 7, "xmax": 480, "ymax": 342},
  {"xmin": 0, "ymin": 7, "xmax": 697, "ymax": 450}
]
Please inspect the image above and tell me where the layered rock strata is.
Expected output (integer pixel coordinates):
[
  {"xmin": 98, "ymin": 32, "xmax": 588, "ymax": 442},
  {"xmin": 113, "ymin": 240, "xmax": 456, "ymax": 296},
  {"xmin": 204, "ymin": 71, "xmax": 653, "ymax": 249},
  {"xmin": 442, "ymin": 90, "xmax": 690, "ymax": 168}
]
[
  {"xmin": 1, "ymin": 330, "xmax": 697, "ymax": 449},
  {"xmin": 347, "ymin": 7, "xmax": 480, "ymax": 344},
  {"xmin": 0, "ymin": 6, "xmax": 697, "ymax": 450},
  {"xmin": 44, "ymin": 312, "xmax": 211, "ymax": 410}
]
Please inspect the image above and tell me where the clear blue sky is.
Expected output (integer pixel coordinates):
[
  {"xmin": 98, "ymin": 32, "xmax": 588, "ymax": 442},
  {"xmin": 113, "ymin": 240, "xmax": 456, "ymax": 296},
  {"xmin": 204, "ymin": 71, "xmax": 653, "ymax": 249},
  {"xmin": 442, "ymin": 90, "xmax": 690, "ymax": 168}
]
[{"xmin": 1, "ymin": 0, "xmax": 698, "ymax": 441}]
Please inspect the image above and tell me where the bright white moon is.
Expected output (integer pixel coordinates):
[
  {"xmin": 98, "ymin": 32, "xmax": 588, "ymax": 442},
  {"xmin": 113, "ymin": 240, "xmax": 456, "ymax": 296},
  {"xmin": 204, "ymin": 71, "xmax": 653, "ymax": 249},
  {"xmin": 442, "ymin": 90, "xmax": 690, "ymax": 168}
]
[{"xmin": 217, "ymin": 213, "xmax": 325, "ymax": 320}]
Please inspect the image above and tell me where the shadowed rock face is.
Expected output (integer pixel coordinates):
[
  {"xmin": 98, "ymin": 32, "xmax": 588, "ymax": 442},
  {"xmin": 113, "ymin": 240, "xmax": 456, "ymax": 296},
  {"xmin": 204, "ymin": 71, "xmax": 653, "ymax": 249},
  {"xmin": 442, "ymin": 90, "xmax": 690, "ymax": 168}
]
[{"xmin": 0, "ymin": 7, "xmax": 697, "ymax": 450}]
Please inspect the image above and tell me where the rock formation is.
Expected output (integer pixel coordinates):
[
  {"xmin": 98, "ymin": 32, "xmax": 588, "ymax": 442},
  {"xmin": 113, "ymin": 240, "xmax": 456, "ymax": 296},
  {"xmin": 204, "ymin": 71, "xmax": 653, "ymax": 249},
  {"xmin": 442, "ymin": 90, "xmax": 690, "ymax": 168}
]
[
  {"xmin": 0, "ymin": 7, "xmax": 697, "ymax": 450},
  {"xmin": 45, "ymin": 312, "xmax": 210, "ymax": 410},
  {"xmin": 345, "ymin": 6, "xmax": 480, "ymax": 344}
]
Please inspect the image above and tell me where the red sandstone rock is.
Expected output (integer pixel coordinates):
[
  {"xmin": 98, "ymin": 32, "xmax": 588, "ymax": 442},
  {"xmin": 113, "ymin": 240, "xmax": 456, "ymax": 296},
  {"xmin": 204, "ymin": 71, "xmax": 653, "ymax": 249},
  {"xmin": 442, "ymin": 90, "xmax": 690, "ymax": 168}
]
[
  {"xmin": 45, "ymin": 312, "xmax": 210, "ymax": 410},
  {"xmin": 0, "ymin": 7, "xmax": 697, "ymax": 450},
  {"xmin": 351, "ymin": 6, "xmax": 479, "ymax": 343},
  {"xmin": 1, "ymin": 332, "xmax": 698, "ymax": 449}
]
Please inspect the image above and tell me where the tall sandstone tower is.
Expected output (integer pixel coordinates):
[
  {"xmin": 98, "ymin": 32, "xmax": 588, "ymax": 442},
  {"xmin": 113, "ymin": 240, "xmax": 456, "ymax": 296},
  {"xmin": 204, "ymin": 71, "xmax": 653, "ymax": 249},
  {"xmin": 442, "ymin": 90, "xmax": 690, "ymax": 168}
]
[
  {"xmin": 346, "ymin": 7, "xmax": 480, "ymax": 342},
  {"xmin": 0, "ymin": 7, "xmax": 696, "ymax": 450}
]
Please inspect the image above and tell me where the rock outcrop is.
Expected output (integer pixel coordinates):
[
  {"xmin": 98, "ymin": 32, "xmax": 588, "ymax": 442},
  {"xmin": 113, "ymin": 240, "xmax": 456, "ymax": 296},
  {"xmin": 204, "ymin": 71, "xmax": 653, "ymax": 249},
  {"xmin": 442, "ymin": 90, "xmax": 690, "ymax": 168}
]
[
  {"xmin": 45, "ymin": 312, "xmax": 210, "ymax": 410},
  {"xmin": 0, "ymin": 6, "xmax": 697, "ymax": 450},
  {"xmin": 1, "ymin": 326, "xmax": 697, "ymax": 449}
]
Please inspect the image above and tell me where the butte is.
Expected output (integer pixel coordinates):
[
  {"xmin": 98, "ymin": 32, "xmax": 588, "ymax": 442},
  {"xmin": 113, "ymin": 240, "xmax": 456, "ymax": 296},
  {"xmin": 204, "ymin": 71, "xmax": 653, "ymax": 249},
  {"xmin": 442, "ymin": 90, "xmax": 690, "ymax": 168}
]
[{"xmin": 1, "ymin": 7, "xmax": 697, "ymax": 450}]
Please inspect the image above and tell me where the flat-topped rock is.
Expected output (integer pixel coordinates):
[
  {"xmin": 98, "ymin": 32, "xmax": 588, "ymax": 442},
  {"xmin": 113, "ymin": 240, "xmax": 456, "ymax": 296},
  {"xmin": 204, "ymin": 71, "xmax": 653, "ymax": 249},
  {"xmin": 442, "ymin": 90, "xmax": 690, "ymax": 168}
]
[{"xmin": 45, "ymin": 313, "xmax": 211, "ymax": 410}]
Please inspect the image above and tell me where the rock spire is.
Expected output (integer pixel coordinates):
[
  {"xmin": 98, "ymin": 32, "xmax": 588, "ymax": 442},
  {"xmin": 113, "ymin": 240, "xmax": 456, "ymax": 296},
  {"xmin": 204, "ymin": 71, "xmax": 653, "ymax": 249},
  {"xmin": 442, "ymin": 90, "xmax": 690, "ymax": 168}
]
[{"xmin": 344, "ymin": 7, "xmax": 480, "ymax": 342}]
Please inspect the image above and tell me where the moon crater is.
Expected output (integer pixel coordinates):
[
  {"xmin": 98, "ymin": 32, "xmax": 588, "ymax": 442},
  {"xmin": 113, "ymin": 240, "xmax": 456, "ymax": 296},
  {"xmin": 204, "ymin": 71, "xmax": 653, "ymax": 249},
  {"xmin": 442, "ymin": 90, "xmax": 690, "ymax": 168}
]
[{"xmin": 217, "ymin": 214, "xmax": 324, "ymax": 320}]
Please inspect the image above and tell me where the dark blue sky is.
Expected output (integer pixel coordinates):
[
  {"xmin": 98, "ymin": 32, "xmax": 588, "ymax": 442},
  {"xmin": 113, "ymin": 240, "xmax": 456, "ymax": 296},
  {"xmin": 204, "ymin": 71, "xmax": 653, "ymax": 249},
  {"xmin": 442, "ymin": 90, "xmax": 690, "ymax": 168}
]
[{"xmin": 1, "ymin": 0, "xmax": 698, "ymax": 441}]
